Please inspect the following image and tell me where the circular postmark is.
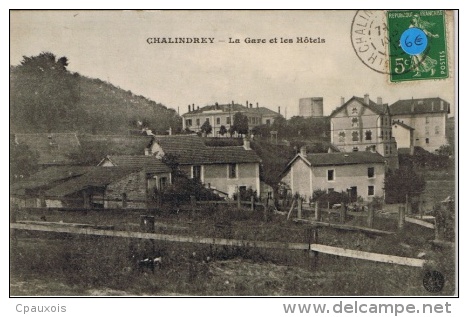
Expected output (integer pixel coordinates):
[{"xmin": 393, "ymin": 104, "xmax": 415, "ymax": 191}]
[
  {"xmin": 423, "ymin": 270, "xmax": 445, "ymax": 293},
  {"xmin": 351, "ymin": 10, "xmax": 390, "ymax": 74},
  {"xmin": 350, "ymin": 10, "xmax": 428, "ymax": 76}
]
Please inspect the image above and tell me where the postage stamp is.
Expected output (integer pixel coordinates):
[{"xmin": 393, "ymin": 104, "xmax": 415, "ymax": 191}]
[{"xmin": 387, "ymin": 10, "xmax": 448, "ymax": 82}]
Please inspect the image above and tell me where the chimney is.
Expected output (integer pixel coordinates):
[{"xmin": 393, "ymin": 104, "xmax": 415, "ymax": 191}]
[
  {"xmin": 232, "ymin": 100, "xmax": 234, "ymax": 105},
  {"xmin": 300, "ymin": 146, "xmax": 307, "ymax": 156},
  {"xmin": 278, "ymin": 106, "xmax": 281, "ymax": 114},
  {"xmin": 197, "ymin": 106, "xmax": 199, "ymax": 110},
  {"xmin": 256, "ymin": 102, "xmax": 259, "ymax": 108},
  {"xmin": 364, "ymin": 94, "xmax": 369, "ymax": 105},
  {"xmin": 188, "ymin": 105, "xmax": 191, "ymax": 112},
  {"xmin": 432, "ymin": 101, "xmax": 434, "ymax": 111},
  {"xmin": 377, "ymin": 97, "xmax": 382, "ymax": 105},
  {"xmin": 243, "ymin": 138, "xmax": 251, "ymax": 150},
  {"xmin": 250, "ymin": 103, "xmax": 252, "ymax": 109},
  {"xmin": 411, "ymin": 102, "xmax": 415, "ymax": 112},
  {"xmin": 341, "ymin": 97, "xmax": 345, "ymax": 105},
  {"xmin": 246, "ymin": 100, "xmax": 249, "ymax": 107},
  {"xmin": 215, "ymin": 102, "xmax": 219, "ymax": 109}
]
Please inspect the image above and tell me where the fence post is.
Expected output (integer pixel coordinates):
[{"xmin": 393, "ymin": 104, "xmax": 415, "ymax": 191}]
[
  {"xmin": 297, "ymin": 198, "xmax": 302, "ymax": 219},
  {"xmin": 315, "ymin": 202, "xmax": 321, "ymax": 222},
  {"xmin": 237, "ymin": 191, "xmax": 241, "ymax": 209},
  {"xmin": 190, "ymin": 195, "xmax": 196, "ymax": 218},
  {"xmin": 367, "ymin": 204, "xmax": 374, "ymax": 228},
  {"xmin": 398, "ymin": 206, "xmax": 405, "ymax": 230},
  {"xmin": 308, "ymin": 226, "xmax": 319, "ymax": 269},
  {"xmin": 340, "ymin": 203, "xmax": 346, "ymax": 224},
  {"xmin": 263, "ymin": 198, "xmax": 268, "ymax": 222},
  {"xmin": 251, "ymin": 196, "xmax": 255, "ymax": 211},
  {"xmin": 83, "ymin": 191, "xmax": 90, "ymax": 209},
  {"xmin": 405, "ymin": 194, "xmax": 409, "ymax": 215}
]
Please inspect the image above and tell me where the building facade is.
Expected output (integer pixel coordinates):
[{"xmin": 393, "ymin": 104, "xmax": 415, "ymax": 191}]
[
  {"xmin": 181, "ymin": 101, "xmax": 282, "ymax": 136},
  {"xmin": 281, "ymin": 151, "xmax": 386, "ymax": 202},
  {"xmin": 329, "ymin": 95, "xmax": 398, "ymax": 169},
  {"xmin": 392, "ymin": 121, "xmax": 415, "ymax": 155},
  {"xmin": 389, "ymin": 98, "xmax": 450, "ymax": 152},
  {"xmin": 149, "ymin": 135, "xmax": 262, "ymax": 198},
  {"xmin": 298, "ymin": 97, "xmax": 324, "ymax": 118}
]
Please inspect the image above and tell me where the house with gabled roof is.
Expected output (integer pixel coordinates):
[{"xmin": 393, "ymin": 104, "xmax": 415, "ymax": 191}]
[
  {"xmin": 98, "ymin": 155, "xmax": 172, "ymax": 195},
  {"xmin": 329, "ymin": 94, "xmax": 398, "ymax": 170},
  {"xmin": 392, "ymin": 120, "xmax": 415, "ymax": 155},
  {"xmin": 389, "ymin": 97, "xmax": 450, "ymax": 152},
  {"xmin": 280, "ymin": 149, "xmax": 386, "ymax": 202},
  {"xmin": 10, "ymin": 166, "xmax": 94, "ymax": 207},
  {"xmin": 148, "ymin": 135, "xmax": 262, "ymax": 198}
]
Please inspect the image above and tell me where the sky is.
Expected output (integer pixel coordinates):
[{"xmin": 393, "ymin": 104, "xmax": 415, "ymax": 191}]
[{"xmin": 10, "ymin": 10, "xmax": 455, "ymax": 117}]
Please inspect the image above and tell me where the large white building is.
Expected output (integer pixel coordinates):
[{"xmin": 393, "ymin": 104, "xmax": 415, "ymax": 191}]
[
  {"xmin": 329, "ymin": 95, "xmax": 398, "ymax": 170},
  {"xmin": 389, "ymin": 98, "xmax": 450, "ymax": 153}
]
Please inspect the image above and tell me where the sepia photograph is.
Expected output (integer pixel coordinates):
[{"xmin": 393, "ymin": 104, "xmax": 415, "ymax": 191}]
[{"xmin": 9, "ymin": 9, "xmax": 457, "ymax": 301}]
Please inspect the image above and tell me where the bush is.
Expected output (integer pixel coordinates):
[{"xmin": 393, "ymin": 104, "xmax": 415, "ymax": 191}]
[{"xmin": 384, "ymin": 167, "xmax": 426, "ymax": 204}]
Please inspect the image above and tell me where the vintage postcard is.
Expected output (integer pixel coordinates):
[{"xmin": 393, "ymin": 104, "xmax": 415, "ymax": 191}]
[{"xmin": 9, "ymin": 9, "xmax": 457, "ymax": 306}]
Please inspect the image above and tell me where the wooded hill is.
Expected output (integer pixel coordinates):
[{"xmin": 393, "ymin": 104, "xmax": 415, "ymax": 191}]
[{"xmin": 10, "ymin": 52, "xmax": 181, "ymax": 134}]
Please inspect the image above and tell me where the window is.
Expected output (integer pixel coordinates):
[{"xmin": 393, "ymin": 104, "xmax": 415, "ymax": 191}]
[
  {"xmin": 339, "ymin": 131, "xmax": 345, "ymax": 142},
  {"xmin": 352, "ymin": 131, "xmax": 359, "ymax": 141},
  {"xmin": 192, "ymin": 165, "xmax": 201, "ymax": 180},
  {"xmin": 385, "ymin": 145, "xmax": 389, "ymax": 155},
  {"xmin": 365, "ymin": 130, "xmax": 372, "ymax": 140},
  {"xmin": 228, "ymin": 163, "xmax": 237, "ymax": 178},
  {"xmin": 353, "ymin": 147, "xmax": 359, "ymax": 152},
  {"xmin": 426, "ymin": 116, "xmax": 430, "ymax": 124},
  {"xmin": 368, "ymin": 186, "xmax": 375, "ymax": 196},
  {"xmin": 435, "ymin": 126, "xmax": 440, "ymax": 134},
  {"xmin": 352, "ymin": 117, "xmax": 359, "ymax": 127},
  {"xmin": 185, "ymin": 119, "xmax": 192, "ymax": 127},
  {"xmin": 352, "ymin": 107, "xmax": 358, "ymax": 114},
  {"xmin": 266, "ymin": 119, "xmax": 271, "ymax": 125},
  {"xmin": 196, "ymin": 118, "xmax": 200, "ymax": 126},
  {"xmin": 216, "ymin": 117, "xmax": 220, "ymax": 125},
  {"xmin": 327, "ymin": 169, "xmax": 335, "ymax": 181},
  {"xmin": 159, "ymin": 177, "xmax": 168, "ymax": 189},
  {"xmin": 328, "ymin": 188, "xmax": 334, "ymax": 193},
  {"xmin": 226, "ymin": 117, "xmax": 231, "ymax": 124},
  {"xmin": 426, "ymin": 138, "xmax": 430, "ymax": 144},
  {"xmin": 368, "ymin": 167, "xmax": 375, "ymax": 178},
  {"xmin": 425, "ymin": 126, "xmax": 429, "ymax": 135}
]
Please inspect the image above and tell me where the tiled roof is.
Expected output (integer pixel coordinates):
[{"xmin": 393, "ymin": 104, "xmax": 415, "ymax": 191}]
[
  {"xmin": 14, "ymin": 133, "xmax": 81, "ymax": 165},
  {"xmin": 304, "ymin": 151, "xmax": 386, "ymax": 166},
  {"xmin": 10, "ymin": 166, "xmax": 94, "ymax": 193},
  {"xmin": 78, "ymin": 134, "xmax": 153, "ymax": 156},
  {"xmin": 183, "ymin": 103, "xmax": 281, "ymax": 117},
  {"xmin": 45, "ymin": 167, "xmax": 140, "ymax": 197},
  {"xmin": 104, "ymin": 155, "xmax": 171, "ymax": 173},
  {"xmin": 152, "ymin": 135, "xmax": 261, "ymax": 165},
  {"xmin": 389, "ymin": 98, "xmax": 450, "ymax": 115},
  {"xmin": 330, "ymin": 96, "xmax": 388, "ymax": 117}
]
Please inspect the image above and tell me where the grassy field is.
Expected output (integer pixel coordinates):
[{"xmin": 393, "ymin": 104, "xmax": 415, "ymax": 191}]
[{"xmin": 10, "ymin": 204, "xmax": 455, "ymax": 296}]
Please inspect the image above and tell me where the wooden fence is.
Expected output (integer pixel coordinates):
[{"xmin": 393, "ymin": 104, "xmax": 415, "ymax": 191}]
[{"xmin": 10, "ymin": 222, "xmax": 425, "ymax": 268}]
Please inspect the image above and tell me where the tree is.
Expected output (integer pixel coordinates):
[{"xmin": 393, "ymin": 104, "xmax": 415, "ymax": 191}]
[
  {"xmin": 200, "ymin": 120, "xmax": 212, "ymax": 135},
  {"xmin": 219, "ymin": 125, "xmax": 227, "ymax": 136},
  {"xmin": 232, "ymin": 112, "xmax": 249, "ymax": 136},
  {"xmin": 384, "ymin": 167, "xmax": 426, "ymax": 204},
  {"xmin": 10, "ymin": 139, "xmax": 39, "ymax": 183}
]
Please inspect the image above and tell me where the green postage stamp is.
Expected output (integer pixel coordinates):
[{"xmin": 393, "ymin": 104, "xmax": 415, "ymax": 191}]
[{"xmin": 387, "ymin": 10, "xmax": 448, "ymax": 82}]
